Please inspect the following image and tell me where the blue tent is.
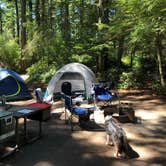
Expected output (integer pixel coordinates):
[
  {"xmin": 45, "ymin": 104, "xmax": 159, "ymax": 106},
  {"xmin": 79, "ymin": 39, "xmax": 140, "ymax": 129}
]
[{"xmin": 0, "ymin": 68, "xmax": 32, "ymax": 101}]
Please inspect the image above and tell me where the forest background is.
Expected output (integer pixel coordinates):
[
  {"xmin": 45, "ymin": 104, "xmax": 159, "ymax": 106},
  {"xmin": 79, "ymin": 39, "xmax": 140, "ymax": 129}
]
[{"xmin": 0, "ymin": 0, "xmax": 165, "ymax": 94}]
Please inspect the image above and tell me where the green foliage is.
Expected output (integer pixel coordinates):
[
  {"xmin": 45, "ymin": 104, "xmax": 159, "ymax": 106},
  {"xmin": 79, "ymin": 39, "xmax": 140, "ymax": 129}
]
[
  {"xmin": 90, "ymin": 43, "xmax": 111, "ymax": 52},
  {"xmin": 107, "ymin": 68, "xmax": 120, "ymax": 87},
  {"xmin": 0, "ymin": 0, "xmax": 165, "ymax": 92},
  {"xmin": 26, "ymin": 59, "xmax": 56, "ymax": 83},
  {"xmin": 121, "ymin": 56, "xmax": 131, "ymax": 66},
  {"xmin": 117, "ymin": 69, "xmax": 150, "ymax": 89},
  {"xmin": 118, "ymin": 72, "xmax": 136, "ymax": 89},
  {"xmin": 24, "ymin": 31, "xmax": 69, "ymax": 69},
  {"xmin": 151, "ymin": 81, "xmax": 166, "ymax": 95},
  {"xmin": 0, "ymin": 33, "xmax": 20, "ymax": 70},
  {"xmin": 24, "ymin": 32, "xmax": 42, "ymax": 61},
  {"xmin": 71, "ymin": 54, "xmax": 93, "ymax": 64}
]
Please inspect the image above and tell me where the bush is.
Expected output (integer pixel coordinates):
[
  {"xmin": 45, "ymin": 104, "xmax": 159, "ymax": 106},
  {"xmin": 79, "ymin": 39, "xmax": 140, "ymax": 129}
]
[
  {"xmin": 151, "ymin": 82, "xmax": 166, "ymax": 95},
  {"xmin": 26, "ymin": 60, "xmax": 56, "ymax": 83},
  {"xmin": 0, "ymin": 33, "xmax": 20, "ymax": 71},
  {"xmin": 117, "ymin": 70, "xmax": 145, "ymax": 89},
  {"xmin": 107, "ymin": 68, "xmax": 120, "ymax": 88},
  {"xmin": 118, "ymin": 72, "xmax": 135, "ymax": 89}
]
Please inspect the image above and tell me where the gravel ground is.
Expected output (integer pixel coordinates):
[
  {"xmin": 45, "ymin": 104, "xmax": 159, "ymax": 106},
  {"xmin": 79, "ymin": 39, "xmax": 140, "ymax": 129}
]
[{"xmin": 0, "ymin": 90, "xmax": 165, "ymax": 166}]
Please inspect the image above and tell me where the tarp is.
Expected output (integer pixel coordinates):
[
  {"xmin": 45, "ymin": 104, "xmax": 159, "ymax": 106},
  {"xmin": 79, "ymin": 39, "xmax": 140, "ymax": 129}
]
[
  {"xmin": 44, "ymin": 63, "xmax": 96, "ymax": 101},
  {"xmin": 0, "ymin": 68, "xmax": 32, "ymax": 101}
]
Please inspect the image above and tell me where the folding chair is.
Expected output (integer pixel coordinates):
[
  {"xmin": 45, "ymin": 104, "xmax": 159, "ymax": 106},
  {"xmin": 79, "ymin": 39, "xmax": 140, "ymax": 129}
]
[
  {"xmin": 61, "ymin": 81, "xmax": 72, "ymax": 96},
  {"xmin": 94, "ymin": 84, "xmax": 113, "ymax": 106},
  {"xmin": 64, "ymin": 95, "xmax": 90, "ymax": 131},
  {"xmin": 35, "ymin": 88, "xmax": 44, "ymax": 103}
]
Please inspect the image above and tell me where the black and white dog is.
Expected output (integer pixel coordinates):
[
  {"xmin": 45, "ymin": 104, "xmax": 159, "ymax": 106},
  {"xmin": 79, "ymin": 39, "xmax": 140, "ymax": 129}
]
[{"xmin": 105, "ymin": 115, "xmax": 129, "ymax": 158}]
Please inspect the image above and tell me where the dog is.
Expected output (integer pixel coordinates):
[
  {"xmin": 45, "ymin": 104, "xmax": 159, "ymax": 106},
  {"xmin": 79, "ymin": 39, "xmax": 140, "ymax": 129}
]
[{"xmin": 105, "ymin": 115, "xmax": 129, "ymax": 158}]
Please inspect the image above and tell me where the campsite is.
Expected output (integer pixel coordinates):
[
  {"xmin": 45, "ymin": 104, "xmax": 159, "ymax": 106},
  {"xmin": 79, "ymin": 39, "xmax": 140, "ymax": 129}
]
[
  {"xmin": 0, "ymin": 89, "xmax": 165, "ymax": 166},
  {"xmin": 0, "ymin": 65, "xmax": 165, "ymax": 166},
  {"xmin": 0, "ymin": 0, "xmax": 165, "ymax": 166}
]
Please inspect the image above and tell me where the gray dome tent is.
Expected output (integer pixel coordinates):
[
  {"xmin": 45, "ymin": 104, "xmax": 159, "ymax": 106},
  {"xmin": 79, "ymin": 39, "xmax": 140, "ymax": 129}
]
[{"xmin": 44, "ymin": 63, "xmax": 96, "ymax": 101}]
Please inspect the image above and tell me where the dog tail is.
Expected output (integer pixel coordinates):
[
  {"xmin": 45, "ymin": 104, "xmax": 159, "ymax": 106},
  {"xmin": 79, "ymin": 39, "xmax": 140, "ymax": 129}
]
[
  {"xmin": 123, "ymin": 138, "xmax": 140, "ymax": 158},
  {"xmin": 117, "ymin": 135, "xmax": 125, "ymax": 154},
  {"xmin": 119, "ymin": 135, "xmax": 128, "ymax": 154}
]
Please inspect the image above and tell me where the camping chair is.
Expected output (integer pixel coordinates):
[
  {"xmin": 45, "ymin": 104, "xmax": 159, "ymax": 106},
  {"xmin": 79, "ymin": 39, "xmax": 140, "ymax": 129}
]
[
  {"xmin": 61, "ymin": 81, "xmax": 72, "ymax": 96},
  {"xmin": 35, "ymin": 88, "xmax": 44, "ymax": 103},
  {"xmin": 64, "ymin": 95, "xmax": 91, "ymax": 131},
  {"xmin": 94, "ymin": 84, "xmax": 113, "ymax": 106}
]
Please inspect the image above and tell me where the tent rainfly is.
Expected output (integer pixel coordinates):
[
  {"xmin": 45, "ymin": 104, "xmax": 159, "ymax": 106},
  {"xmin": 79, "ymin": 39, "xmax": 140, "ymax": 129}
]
[
  {"xmin": 0, "ymin": 68, "xmax": 32, "ymax": 101},
  {"xmin": 44, "ymin": 63, "xmax": 96, "ymax": 101}
]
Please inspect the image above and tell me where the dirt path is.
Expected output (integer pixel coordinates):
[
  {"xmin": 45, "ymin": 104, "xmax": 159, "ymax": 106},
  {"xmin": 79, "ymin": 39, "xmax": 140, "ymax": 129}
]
[{"xmin": 0, "ymin": 91, "xmax": 165, "ymax": 166}]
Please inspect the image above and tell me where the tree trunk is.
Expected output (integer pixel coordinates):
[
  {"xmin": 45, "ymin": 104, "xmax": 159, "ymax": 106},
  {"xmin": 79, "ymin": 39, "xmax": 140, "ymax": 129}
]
[
  {"xmin": 41, "ymin": 0, "xmax": 46, "ymax": 29},
  {"xmin": 130, "ymin": 49, "xmax": 134, "ymax": 68},
  {"xmin": 79, "ymin": 0, "xmax": 85, "ymax": 39},
  {"xmin": 117, "ymin": 36, "xmax": 124, "ymax": 68},
  {"xmin": 20, "ymin": 0, "xmax": 27, "ymax": 72},
  {"xmin": 0, "ymin": 6, "xmax": 2, "ymax": 34},
  {"xmin": 98, "ymin": 0, "xmax": 109, "ymax": 24},
  {"xmin": 62, "ymin": 1, "xmax": 71, "ymax": 43},
  {"xmin": 12, "ymin": 20, "xmax": 15, "ymax": 38},
  {"xmin": 0, "ymin": 20, "xmax": 2, "ymax": 34},
  {"xmin": 35, "ymin": 0, "xmax": 41, "ymax": 27},
  {"xmin": 60, "ymin": 1, "xmax": 71, "ymax": 60},
  {"xmin": 15, "ymin": 0, "xmax": 20, "ymax": 43},
  {"xmin": 97, "ymin": 0, "xmax": 110, "ymax": 80},
  {"xmin": 21, "ymin": 0, "xmax": 26, "ymax": 49},
  {"xmin": 98, "ymin": 0, "xmax": 103, "ymax": 24},
  {"xmin": 48, "ymin": 0, "xmax": 53, "ymax": 29},
  {"xmin": 156, "ymin": 32, "xmax": 165, "ymax": 86},
  {"xmin": 28, "ymin": 0, "xmax": 33, "ymax": 22}
]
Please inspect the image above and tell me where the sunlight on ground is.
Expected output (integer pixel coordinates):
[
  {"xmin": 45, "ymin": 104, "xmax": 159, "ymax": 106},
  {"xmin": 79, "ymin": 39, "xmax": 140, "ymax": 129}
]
[
  {"xmin": 71, "ymin": 120, "xmax": 165, "ymax": 161},
  {"xmin": 72, "ymin": 131, "xmax": 105, "ymax": 146},
  {"xmin": 136, "ymin": 110, "xmax": 165, "ymax": 121},
  {"xmin": 72, "ymin": 131, "xmax": 114, "ymax": 158},
  {"xmin": 125, "ymin": 130, "xmax": 141, "ymax": 140},
  {"xmin": 34, "ymin": 161, "xmax": 54, "ymax": 166},
  {"xmin": 72, "ymin": 131, "xmax": 163, "ymax": 161},
  {"xmin": 133, "ymin": 146, "xmax": 160, "ymax": 160},
  {"xmin": 53, "ymin": 98, "xmax": 166, "ymax": 162}
]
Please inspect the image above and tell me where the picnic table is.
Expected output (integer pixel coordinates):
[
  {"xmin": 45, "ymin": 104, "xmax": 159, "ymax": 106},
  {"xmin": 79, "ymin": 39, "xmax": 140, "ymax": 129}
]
[{"xmin": 0, "ymin": 103, "xmax": 51, "ymax": 158}]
